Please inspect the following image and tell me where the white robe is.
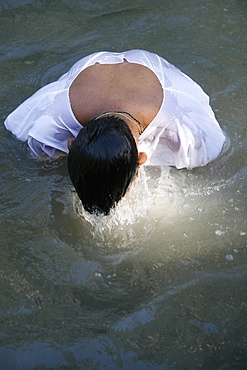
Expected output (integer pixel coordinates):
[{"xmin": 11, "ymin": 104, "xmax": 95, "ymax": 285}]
[{"xmin": 4, "ymin": 49, "xmax": 225, "ymax": 169}]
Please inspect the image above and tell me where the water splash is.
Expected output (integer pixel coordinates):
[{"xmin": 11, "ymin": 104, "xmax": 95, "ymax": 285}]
[{"xmin": 72, "ymin": 167, "xmax": 159, "ymax": 229}]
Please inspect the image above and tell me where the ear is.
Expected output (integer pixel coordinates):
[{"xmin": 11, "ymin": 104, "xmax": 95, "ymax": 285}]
[
  {"xmin": 138, "ymin": 151, "xmax": 147, "ymax": 166},
  {"xmin": 67, "ymin": 138, "xmax": 76, "ymax": 150}
]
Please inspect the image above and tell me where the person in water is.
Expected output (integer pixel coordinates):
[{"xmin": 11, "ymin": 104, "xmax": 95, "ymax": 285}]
[{"xmin": 4, "ymin": 50, "xmax": 225, "ymax": 215}]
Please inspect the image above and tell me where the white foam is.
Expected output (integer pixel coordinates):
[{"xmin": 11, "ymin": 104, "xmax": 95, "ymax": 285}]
[{"xmin": 72, "ymin": 167, "xmax": 159, "ymax": 231}]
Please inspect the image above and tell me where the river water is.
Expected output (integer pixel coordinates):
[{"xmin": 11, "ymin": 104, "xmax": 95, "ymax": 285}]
[{"xmin": 0, "ymin": 0, "xmax": 246, "ymax": 369}]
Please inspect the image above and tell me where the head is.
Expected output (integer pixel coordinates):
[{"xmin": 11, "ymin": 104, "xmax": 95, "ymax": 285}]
[{"xmin": 68, "ymin": 115, "xmax": 146, "ymax": 215}]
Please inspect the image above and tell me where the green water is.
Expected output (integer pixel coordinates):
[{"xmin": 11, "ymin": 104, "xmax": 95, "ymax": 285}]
[{"xmin": 0, "ymin": 1, "xmax": 246, "ymax": 369}]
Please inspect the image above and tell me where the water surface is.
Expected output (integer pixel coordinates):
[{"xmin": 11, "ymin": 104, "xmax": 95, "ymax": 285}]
[{"xmin": 0, "ymin": 0, "xmax": 246, "ymax": 369}]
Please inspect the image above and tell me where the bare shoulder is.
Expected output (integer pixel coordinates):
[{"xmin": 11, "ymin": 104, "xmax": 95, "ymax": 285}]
[{"xmin": 69, "ymin": 62, "xmax": 163, "ymax": 126}]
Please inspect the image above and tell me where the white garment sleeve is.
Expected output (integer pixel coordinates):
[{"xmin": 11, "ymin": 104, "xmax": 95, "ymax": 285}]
[{"xmin": 27, "ymin": 137, "xmax": 61, "ymax": 157}]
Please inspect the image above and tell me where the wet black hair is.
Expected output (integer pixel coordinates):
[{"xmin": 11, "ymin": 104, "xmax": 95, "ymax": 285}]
[{"xmin": 68, "ymin": 116, "xmax": 139, "ymax": 215}]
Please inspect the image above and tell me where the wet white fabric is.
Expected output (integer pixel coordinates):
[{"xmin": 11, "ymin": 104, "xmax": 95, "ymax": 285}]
[{"xmin": 4, "ymin": 50, "xmax": 225, "ymax": 168}]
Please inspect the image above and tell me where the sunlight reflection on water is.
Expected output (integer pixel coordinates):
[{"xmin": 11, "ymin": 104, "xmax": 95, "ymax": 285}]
[{"xmin": 0, "ymin": 0, "xmax": 247, "ymax": 369}]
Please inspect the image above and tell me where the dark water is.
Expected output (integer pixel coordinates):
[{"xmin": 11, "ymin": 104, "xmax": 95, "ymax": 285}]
[{"xmin": 0, "ymin": 1, "xmax": 246, "ymax": 369}]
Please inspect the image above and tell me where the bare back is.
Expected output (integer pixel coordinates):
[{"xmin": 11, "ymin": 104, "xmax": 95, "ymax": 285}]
[{"xmin": 69, "ymin": 60, "xmax": 163, "ymax": 128}]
